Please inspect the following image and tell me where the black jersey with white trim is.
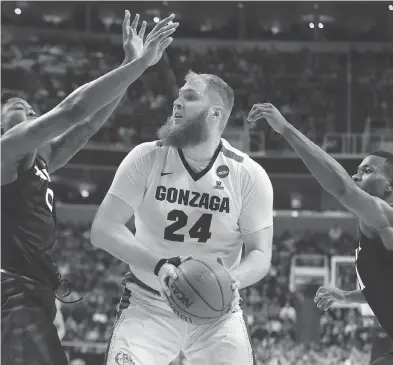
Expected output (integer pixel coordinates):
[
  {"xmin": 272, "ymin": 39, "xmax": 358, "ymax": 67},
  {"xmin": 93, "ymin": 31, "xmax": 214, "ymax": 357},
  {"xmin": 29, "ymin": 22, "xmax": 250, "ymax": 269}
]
[
  {"xmin": 355, "ymin": 230, "xmax": 393, "ymax": 338},
  {"xmin": 1, "ymin": 155, "xmax": 59, "ymax": 289}
]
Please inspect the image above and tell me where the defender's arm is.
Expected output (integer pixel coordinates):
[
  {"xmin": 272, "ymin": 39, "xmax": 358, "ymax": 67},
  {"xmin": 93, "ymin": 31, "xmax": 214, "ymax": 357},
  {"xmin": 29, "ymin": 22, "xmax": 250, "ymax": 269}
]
[{"xmin": 2, "ymin": 19, "xmax": 176, "ymax": 164}]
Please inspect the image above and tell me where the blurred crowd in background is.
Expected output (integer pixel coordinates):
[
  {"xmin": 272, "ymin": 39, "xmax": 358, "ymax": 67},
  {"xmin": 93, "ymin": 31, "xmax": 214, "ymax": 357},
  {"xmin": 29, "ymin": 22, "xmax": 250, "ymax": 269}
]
[{"xmin": 2, "ymin": 35, "xmax": 393, "ymax": 151}]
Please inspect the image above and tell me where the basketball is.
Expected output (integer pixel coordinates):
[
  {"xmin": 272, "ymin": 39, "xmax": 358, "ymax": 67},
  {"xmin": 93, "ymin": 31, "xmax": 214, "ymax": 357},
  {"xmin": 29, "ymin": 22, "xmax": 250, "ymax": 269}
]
[{"xmin": 166, "ymin": 258, "xmax": 234, "ymax": 325}]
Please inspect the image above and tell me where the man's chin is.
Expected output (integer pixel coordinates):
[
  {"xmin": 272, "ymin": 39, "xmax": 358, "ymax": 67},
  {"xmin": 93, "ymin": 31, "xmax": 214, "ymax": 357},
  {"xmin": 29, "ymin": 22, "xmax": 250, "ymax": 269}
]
[
  {"xmin": 157, "ymin": 116, "xmax": 208, "ymax": 149},
  {"xmin": 360, "ymin": 186, "xmax": 381, "ymax": 198},
  {"xmin": 158, "ymin": 126, "xmax": 190, "ymax": 149}
]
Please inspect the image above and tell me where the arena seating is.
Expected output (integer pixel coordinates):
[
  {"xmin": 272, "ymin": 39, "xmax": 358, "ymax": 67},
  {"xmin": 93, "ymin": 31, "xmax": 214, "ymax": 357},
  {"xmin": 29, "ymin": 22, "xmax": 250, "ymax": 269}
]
[{"xmin": 2, "ymin": 37, "xmax": 392, "ymax": 151}]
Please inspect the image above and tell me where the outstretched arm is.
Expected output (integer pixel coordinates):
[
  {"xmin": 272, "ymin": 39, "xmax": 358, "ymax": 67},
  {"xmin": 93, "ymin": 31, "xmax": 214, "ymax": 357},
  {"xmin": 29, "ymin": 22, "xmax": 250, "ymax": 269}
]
[
  {"xmin": 43, "ymin": 11, "xmax": 147, "ymax": 172},
  {"xmin": 2, "ymin": 14, "xmax": 177, "ymax": 164},
  {"xmin": 248, "ymin": 103, "xmax": 393, "ymax": 248}
]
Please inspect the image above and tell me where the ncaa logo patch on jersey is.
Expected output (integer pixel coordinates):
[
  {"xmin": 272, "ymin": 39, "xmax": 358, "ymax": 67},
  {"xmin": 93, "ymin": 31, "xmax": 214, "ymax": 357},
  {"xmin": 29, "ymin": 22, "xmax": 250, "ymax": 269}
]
[
  {"xmin": 115, "ymin": 351, "xmax": 135, "ymax": 365},
  {"xmin": 216, "ymin": 165, "xmax": 229, "ymax": 179}
]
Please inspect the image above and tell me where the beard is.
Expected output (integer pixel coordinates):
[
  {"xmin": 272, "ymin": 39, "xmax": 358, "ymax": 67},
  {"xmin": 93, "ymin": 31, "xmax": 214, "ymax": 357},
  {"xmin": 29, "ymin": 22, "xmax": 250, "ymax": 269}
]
[{"xmin": 157, "ymin": 109, "xmax": 210, "ymax": 149}]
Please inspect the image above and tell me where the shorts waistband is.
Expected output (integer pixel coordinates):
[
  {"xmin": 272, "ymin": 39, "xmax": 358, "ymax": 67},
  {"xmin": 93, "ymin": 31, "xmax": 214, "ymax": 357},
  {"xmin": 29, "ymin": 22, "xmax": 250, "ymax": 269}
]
[{"xmin": 122, "ymin": 271, "xmax": 161, "ymax": 297}]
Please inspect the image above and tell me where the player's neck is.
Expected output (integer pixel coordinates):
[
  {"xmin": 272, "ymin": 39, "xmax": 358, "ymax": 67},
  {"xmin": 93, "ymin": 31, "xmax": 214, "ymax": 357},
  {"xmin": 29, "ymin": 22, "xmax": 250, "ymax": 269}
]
[{"xmin": 182, "ymin": 138, "xmax": 221, "ymax": 162}]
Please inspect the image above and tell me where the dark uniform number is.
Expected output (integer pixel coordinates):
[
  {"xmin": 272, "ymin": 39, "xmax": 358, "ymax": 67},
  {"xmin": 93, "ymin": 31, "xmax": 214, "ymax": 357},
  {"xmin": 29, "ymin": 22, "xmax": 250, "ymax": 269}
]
[{"xmin": 164, "ymin": 209, "xmax": 212, "ymax": 243}]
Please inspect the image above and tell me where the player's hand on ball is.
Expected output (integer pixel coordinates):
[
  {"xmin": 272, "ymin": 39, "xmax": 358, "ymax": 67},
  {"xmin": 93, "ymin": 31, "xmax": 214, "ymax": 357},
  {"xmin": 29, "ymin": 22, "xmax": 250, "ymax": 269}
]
[
  {"xmin": 217, "ymin": 257, "xmax": 242, "ymax": 313},
  {"xmin": 314, "ymin": 286, "xmax": 346, "ymax": 311},
  {"xmin": 247, "ymin": 103, "xmax": 289, "ymax": 135},
  {"xmin": 141, "ymin": 14, "xmax": 178, "ymax": 67},
  {"xmin": 122, "ymin": 10, "xmax": 147, "ymax": 62},
  {"xmin": 158, "ymin": 255, "xmax": 193, "ymax": 297}
]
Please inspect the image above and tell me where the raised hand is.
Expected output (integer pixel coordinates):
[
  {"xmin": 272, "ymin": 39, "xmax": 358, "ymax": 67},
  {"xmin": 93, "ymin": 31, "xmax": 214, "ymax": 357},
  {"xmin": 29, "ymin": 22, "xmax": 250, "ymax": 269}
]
[
  {"xmin": 122, "ymin": 10, "xmax": 147, "ymax": 61},
  {"xmin": 141, "ymin": 14, "xmax": 179, "ymax": 67},
  {"xmin": 314, "ymin": 286, "xmax": 346, "ymax": 311},
  {"xmin": 247, "ymin": 103, "xmax": 289, "ymax": 134}
]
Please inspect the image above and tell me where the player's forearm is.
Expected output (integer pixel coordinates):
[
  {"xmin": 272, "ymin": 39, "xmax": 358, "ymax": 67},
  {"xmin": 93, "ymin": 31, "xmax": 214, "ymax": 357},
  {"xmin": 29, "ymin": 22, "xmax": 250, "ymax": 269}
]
[
  {"xmin": 46, "ymin": 59, "xmax": 134, "ymax": 172},
  {"xmin": 282, "ymin": 123, "xmax": 353, "ymax": 198},
  {"xmin": 78, "ymin": 57, "xmax": 134, "ymax": 132},
  {"xmin": 90, "ymin": 220, "xmax": 161, "ymax": 273},
  {"xmin": 343, "ymin": 289, "xmax": 367, "ymax": 304},
  {"xmin": 230, "ymin": 250, "xmax": 271, "ymax": 289},
  {"xmin": 60, "ymin": 56, "xmax": 149, "ymax": 122}
]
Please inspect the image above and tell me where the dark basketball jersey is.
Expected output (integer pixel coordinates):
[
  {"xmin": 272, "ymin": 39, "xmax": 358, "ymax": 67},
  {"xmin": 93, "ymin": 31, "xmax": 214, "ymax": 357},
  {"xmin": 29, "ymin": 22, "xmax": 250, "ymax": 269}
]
[
  {"xmin": 355, "ymin": 230, "xmax": 393, "ymax": 338},
  {"xmin": 1, "ymin": 155, "xmax": 59, "ymax": 289}
]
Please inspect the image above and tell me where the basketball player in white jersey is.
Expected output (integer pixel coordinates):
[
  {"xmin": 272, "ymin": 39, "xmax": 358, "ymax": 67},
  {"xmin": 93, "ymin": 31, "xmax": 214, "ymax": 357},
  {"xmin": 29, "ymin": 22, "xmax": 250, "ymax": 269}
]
[{"xmin": 91, "ymin": 71, "xmax": 274, "ymax": 365}]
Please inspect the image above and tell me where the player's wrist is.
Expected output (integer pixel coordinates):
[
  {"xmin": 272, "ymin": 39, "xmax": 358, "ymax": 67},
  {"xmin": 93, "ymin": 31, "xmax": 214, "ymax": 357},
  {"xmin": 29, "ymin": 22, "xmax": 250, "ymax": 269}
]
[
  {"xmin": 341, "ymin": 289, "xmax": 350, "ymax": 304},
  {"xmin": 138, "ymin": 53, "xmax": 154, "ymax": 69},
  {"xmin": 154, "ymin": 258, "xmax": 168, "ymax": 276},
  {"xmin": 122, "ymin": 57, "xmax": 133, "ymax": 66},
  {"xmin": 154, "ymin": 256, "xmax": 181, "ymax": 276}
]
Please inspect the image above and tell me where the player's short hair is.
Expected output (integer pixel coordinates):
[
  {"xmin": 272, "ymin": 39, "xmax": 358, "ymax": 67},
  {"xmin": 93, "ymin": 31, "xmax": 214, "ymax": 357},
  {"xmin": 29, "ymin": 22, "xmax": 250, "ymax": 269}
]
[
  {"xmin": 369, "ymin": 150, "xmax": 393, "ymax": 179},
  {"xmin": 185, "ymin": 70, "xmax": 234, "ymax": 129}
]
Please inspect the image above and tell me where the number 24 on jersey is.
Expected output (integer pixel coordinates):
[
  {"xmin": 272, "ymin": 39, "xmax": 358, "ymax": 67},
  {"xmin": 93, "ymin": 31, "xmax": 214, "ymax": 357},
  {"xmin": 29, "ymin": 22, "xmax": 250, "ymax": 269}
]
[{"xmin": 164, "ymin": 209, "xmax": 212, "ymax": 243}]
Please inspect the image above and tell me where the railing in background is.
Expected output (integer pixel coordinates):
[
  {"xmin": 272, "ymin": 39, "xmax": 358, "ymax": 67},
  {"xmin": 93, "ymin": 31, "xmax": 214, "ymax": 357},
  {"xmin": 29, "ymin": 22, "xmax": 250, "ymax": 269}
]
[
  {"xmin": 85, "ymin": 130, "xmax": 391, "ymax": 156},
  {"xmin": 322, "ymin": 133, "xmax": 393, "ymax": 155},
  {"xmin": 224, "ymin": 127, "xmax": 392, "ymax": 156}
]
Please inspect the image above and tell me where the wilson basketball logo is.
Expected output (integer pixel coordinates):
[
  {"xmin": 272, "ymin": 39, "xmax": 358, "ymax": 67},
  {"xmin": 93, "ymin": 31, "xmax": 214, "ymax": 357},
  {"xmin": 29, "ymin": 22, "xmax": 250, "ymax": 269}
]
[
  {"xmin": 216, "ymin": 165, "xmax": 229, "ymax": 178},
  {"xmin": 170, "ymin": 281, "xmax": 194, "ymax": 308}
]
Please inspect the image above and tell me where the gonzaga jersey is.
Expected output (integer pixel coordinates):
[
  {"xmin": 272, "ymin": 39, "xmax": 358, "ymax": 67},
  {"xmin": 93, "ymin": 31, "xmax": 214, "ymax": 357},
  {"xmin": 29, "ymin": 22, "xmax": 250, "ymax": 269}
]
[
  {"xmin": 109, "ymin": 139, "xmax": 273, "ymax": 291},
  {"xmin": 1, "ymin": 155, "xmax": 59, "ymax": 289}
]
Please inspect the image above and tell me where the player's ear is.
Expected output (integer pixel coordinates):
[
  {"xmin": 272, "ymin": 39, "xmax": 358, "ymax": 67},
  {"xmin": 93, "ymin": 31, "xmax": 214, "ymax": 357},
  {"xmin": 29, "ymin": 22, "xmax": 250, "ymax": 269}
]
[
  {"xmin": 211, "ymin": 106, "xmax": 223, "ymax": 120},
  {"xmin": 386, "ymin": 181, "xmax": 393, "ymax": 194}
]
